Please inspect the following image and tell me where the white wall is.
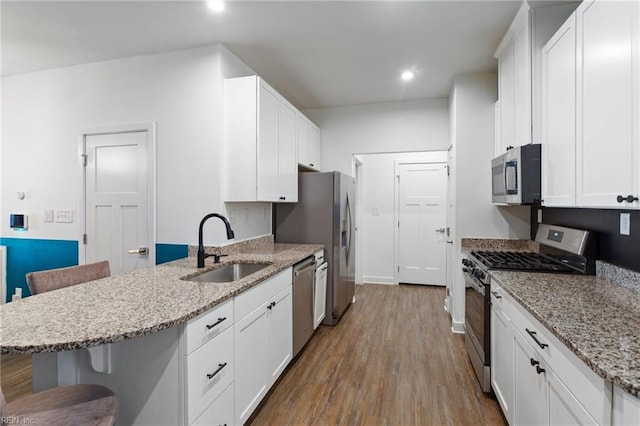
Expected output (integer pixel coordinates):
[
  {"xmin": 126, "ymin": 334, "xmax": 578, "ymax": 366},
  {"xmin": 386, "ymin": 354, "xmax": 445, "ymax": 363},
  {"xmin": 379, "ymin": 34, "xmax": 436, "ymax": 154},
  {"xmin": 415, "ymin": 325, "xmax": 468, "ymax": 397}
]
[
  {"xmin": 305, "ymin": 98, "xmax": 450, "ymax": 175},
  {"xmin": 449, "ymin": 72, "xmax": 530, "ymax": 330},
  {"xmin": 359, "ymin": 151, "xmax": 447, "ymax": 284},
  {"xmin": 1, "ymin": 44, "xmax": 271, "ymax": 246}
]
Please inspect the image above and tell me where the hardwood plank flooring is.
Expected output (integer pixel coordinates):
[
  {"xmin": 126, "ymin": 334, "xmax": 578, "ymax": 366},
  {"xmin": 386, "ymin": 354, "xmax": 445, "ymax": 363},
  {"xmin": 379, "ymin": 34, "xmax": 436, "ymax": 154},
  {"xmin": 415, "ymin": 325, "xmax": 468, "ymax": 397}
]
[
  {"xmin": 0, "ymin": 353, "xmax": 32, "ymax": 402},
  {"xmin": 250, "ymin": 284, "xmax": 506, "ymax": 426}
]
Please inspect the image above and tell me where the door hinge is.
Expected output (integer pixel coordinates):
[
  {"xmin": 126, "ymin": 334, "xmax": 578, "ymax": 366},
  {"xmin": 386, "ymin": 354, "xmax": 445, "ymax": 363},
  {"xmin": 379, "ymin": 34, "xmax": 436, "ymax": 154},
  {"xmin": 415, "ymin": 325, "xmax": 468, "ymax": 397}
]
[
  {"xmin": 83, "ymin": 234, "xmax": 87, "ymax": 244},
  {"xmin": 398, "ymin": 221, "xmax": 400, "ymax": 228},
  {"xmin": 81, "ymin": 154, "xmax": 88, "ymax": 167},
  {"xmin": 397, "ymin": 266, "xmax": 400, "ymax": 272},
  {"xmin": 446, "ymin": 165, "xmax": 450, "ymax": 176}
]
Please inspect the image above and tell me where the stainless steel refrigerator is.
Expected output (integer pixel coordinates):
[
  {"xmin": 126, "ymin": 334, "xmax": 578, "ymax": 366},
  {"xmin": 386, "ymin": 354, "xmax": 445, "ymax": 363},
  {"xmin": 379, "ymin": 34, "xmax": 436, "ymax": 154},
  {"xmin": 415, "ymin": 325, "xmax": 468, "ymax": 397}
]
[{"xmin": 274, "ymin": 171, "xmax": 355, "ymax": 325}]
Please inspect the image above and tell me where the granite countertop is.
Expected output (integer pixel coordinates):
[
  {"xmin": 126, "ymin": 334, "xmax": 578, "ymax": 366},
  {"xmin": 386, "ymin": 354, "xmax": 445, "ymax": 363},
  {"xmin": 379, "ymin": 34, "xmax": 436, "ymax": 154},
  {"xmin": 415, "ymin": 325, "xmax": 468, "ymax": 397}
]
[
  {"xmin": 491, "ymin": 270, "xmax": 640, "ymax": 397},
  {"xmin": 0, "ymin": 242, "xmax": 323, "ymax": 354}
]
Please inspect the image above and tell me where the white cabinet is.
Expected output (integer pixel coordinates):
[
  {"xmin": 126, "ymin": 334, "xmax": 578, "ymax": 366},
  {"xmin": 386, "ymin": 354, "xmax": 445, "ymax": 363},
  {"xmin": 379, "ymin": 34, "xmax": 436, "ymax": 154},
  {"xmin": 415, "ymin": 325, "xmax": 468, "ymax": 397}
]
[
  {"xmin": 297, "ymin": 113, "xmax": 322, "ymax": 171},
  {"xmin": 541, "ymin": 12, "xmax": 577, "ymax": 207},
  {"xmin": 234, "ymin": 268, "xmax": 293, "ymax": 425},
  {"xmin": 223, "ymin": 75, "xmax": 298, "ymax": 203},
  {"xmin": 513, "ymin": 327, "xmax": 548, "ymax": 426},
  {"xmin": 495, "ymin": 2, "xmax": 578, "ymax": 156},
  {"xmin": 490, "ymin": 287, "xmax": 513, "ymax": 423},
  {"xmin": 490, "ymin": 280, "xmax": 611, "ymax": 425},
  {"xmin": 613, "ymin": 385, "xmax": 640, "ymax": 425},
  {"xmin": 314, "ymin": 261, "xmax": 327, "ymax": 329},
  {"xmin": 575, "ymin": 0, "xmax": 640, "ymax": 208},
  {"xmin": 191, "ymin": 383, "xmax": 234, "ymax": 426}
]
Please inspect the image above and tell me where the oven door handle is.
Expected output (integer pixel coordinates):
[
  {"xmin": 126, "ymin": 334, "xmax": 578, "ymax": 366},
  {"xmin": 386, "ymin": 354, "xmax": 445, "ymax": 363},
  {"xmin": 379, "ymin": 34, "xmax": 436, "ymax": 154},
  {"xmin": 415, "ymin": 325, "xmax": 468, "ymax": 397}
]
[{"xmin": 463, "ymin": 272, "xmax": 485, "ymax": 295}]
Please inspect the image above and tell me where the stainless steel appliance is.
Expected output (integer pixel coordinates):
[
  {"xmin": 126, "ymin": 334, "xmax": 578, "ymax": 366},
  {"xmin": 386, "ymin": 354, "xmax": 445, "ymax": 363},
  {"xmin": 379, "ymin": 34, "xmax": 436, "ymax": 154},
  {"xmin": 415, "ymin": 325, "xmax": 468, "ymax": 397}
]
[
  {"xmin": 462, "ymin": 224, "xmax": 596, "ymax": 393},
  {"xmin": 274, "ymin": 171, "xmax": 355, "ymax": 325},
  {"xmin": 293, "ymin": 256, "xmax": 315, "ymax": 357},
  {"xmin": 492, "ymin": 144, "xmax": 541, "ymax": 205}
]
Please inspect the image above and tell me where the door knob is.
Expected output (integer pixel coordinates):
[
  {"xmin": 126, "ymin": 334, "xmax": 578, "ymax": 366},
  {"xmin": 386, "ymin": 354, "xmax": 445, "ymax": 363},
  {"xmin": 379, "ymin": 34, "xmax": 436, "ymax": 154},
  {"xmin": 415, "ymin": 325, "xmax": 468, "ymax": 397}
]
[
  {"xmin": 435, "ymin": 228, "xmax": 446, "ymax": 233},
  {"xmin": 128, "ymin": 247, "xmax": 149, "ymax": 255}
]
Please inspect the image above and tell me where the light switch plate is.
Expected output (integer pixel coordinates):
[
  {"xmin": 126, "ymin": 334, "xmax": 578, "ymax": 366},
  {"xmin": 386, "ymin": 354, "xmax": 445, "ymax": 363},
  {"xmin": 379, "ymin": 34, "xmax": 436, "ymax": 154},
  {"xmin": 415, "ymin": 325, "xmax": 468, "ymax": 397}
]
[
  {"xmin": 55, "ymin": 209, "xmax": 73, "ymax": 223},
  {"xmin": 620, "ymin": 213, "xmax": 631, "ymax": 236},
  {"xmin": 43, "ymin": 209, "xmax": 54, "ymax": 222}
]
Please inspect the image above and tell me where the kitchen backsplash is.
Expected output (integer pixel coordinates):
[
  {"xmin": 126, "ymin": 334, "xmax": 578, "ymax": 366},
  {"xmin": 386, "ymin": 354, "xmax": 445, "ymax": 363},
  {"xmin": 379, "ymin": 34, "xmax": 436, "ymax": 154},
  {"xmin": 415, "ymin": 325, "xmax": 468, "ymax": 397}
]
[{"xmin": 531, "ymin": 207, "xmax": 640, "ymax": 273}]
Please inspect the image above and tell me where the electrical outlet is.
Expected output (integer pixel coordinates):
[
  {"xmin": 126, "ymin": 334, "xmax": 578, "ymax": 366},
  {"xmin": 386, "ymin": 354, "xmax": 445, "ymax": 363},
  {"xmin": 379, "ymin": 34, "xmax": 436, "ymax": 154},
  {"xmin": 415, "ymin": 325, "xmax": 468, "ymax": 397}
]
[
  {"xmin": 43, "ymin": 209, "xmax": 54, "ymax": 223},
  {"xmin": 620, "ymin": 213, "xmax": 631, "ymax": 236},
  {"xmin": 55, "ymin": 209, "xmax": 73, "ymax": 223}
]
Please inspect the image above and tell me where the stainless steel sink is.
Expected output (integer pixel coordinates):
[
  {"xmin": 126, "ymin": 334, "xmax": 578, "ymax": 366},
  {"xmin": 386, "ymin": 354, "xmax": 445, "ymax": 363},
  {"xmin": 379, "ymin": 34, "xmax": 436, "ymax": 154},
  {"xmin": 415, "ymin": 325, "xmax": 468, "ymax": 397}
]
[{"xmin": 187, "ymin": 262, "xmax": 270, "ymax": 283}]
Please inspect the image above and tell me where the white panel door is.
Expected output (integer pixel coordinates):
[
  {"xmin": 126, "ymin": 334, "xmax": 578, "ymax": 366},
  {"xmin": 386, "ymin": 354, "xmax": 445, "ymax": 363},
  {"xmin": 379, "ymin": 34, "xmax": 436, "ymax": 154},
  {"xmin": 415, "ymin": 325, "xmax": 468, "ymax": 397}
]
[
  {"xmin": 397, "ymin": 163, "xmax": 447, "ymax": 285},
  {"xmin": 278, "ymin": 99, "xmax": 298, "ymax": 202},
  {"xmin": 257, "ymin": 81, "xmax": 280, "ymax": 202},
  {"xmin": 85, "ymin": 131, "xmax": 150, "ymax": 275}
]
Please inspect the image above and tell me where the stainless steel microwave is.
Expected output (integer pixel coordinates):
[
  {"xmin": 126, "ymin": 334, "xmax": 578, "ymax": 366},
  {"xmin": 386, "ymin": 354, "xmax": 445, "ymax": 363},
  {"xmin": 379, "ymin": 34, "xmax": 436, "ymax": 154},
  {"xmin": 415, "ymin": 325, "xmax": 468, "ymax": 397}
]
[{"xmin": 491, "ymin": 144, "xmax": 541, "ymax": 205}]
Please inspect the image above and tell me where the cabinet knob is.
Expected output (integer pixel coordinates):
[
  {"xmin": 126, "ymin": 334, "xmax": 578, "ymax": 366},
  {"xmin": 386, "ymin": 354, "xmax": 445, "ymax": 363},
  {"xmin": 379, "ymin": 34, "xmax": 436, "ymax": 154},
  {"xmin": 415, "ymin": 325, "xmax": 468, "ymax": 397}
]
[
  {"xmin": 310, "ymin": 163, "xmax": 314, "ymax": 167},
  {"xmin": 530, "ymin": 358, "xmax": 540, "ymax": 367},
  {"xmin": 617, "ymin": 195, "xmax": 638, "ymax": 203},
  {"xmin": 536, "ymin": 365, "xmax": 546, "ymax": 375},
  {"xmin": 506, "ymin": 145, "xmax": 514, "ymax": 151}
]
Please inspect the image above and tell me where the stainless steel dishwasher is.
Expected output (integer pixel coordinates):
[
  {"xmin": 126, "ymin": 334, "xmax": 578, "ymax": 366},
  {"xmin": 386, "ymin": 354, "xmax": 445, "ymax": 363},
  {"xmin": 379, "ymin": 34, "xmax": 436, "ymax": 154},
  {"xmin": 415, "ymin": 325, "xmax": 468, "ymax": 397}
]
[{"xmin": 293, "ymin": 256, "xmax": 315, "ymax": 357}]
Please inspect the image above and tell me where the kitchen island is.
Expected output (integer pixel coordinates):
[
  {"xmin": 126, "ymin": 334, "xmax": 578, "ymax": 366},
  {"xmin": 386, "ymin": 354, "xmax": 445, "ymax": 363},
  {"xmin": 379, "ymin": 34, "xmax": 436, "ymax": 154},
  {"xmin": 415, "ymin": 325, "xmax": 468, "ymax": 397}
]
[{"xmin": 0, "ymin": 240, "xmax": 323, "ymax": 425}]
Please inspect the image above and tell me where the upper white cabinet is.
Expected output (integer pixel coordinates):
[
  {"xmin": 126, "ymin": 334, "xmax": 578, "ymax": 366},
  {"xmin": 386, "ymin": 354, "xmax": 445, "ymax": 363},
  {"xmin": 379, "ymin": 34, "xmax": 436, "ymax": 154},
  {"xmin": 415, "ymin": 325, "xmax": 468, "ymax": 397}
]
[
  {"xmin": 223, "ymin": 76, "xmax": 298, "ymax": 203},
  {"xmin": 495, "ymin": 2, "xmax": 578, "ymax": 156},
  {"xmin": 575, "ymin": 0, "xmax": 640, "ymax": 208},
  {"xmin": 297, "ymin": 113, "xmax": 322, "ymax": 171},
  {"xmin": 541, "ymin": 12, "xmax": 577, "ymax": 207}
]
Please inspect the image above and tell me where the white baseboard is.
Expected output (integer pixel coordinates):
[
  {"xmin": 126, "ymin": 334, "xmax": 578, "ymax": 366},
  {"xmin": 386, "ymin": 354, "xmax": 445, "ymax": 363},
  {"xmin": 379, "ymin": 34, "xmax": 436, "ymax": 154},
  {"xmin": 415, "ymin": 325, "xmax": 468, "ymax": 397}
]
[
  {"xmin": 362, "ymin": 275, "xmax": 397, "ymax": 285},
  {"xmin": 451, "ymin": 320, "xmax": 465, "ymax": 334}
]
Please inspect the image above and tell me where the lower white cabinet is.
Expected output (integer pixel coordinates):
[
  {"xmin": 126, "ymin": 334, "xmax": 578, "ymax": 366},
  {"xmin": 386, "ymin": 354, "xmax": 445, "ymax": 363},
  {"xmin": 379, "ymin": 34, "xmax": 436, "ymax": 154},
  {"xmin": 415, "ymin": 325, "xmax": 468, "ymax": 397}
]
[
  {"xmin": 234, "ymin": 268, "xmax": 293, "ymax": 425},
  {"xmin": 191, "ymin": 383, "xmax": 235, "ymax": 426},
  {"xmin": 490, "ymin": 288, "xmax": 513, "ymax": 423},
  {"xmin": 491, "ymin": 280, "xmax": 612, "ymax": 425}
]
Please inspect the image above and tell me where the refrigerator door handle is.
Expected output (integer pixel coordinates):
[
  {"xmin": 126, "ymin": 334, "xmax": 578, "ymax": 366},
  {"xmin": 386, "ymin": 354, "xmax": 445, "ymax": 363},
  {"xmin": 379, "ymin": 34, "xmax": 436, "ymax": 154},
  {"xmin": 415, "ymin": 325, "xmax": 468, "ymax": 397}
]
[{"xmin": 345, "ymin": 192, "xmax": 352, "ymax": 265}]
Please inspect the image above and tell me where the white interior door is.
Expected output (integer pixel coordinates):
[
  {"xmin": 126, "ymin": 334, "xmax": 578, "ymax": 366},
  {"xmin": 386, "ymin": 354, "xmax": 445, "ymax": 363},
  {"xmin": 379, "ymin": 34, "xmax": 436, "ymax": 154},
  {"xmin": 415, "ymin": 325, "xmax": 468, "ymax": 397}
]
[
  {"xmin": 445, "ymin": 148, "xmax": 455, "ymax": 310},
  {"xmin": 397, "ymin": 163, "xmax": 447, "ymax": 285},
  {"xmin": 84, "ymin": 130, "xmax": 152, "ymax": 274}
]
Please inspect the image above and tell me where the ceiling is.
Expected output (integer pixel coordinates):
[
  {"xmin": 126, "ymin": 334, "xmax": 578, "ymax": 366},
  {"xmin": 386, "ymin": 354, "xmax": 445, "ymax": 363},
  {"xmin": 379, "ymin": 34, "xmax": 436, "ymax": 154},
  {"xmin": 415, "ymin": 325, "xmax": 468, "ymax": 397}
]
[{"xmin": 1, "ymin": 1, "xmax": 521, "ymax": 109}]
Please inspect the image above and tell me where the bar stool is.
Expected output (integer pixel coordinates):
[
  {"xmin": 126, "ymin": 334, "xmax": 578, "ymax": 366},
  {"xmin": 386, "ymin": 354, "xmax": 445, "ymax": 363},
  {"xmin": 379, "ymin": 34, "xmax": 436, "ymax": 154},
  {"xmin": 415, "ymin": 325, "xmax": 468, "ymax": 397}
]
[{"xmin": 26, "ymin": 260, "xmax": 110, "ymax": 295}]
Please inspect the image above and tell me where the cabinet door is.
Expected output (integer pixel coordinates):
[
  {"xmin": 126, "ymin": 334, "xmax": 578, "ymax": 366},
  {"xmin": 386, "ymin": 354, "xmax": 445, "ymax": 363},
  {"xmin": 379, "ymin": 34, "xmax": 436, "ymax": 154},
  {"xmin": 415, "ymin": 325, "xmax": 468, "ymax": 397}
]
[
  {"xmin": 499, "ymin": 47, "xmax": 515, "ymax": 155},
  {"xmin": 576, "ymin": 0, "xmax": 640, "ymax": 207},
  {"xmin": 491, "ymin": 294, "xmax": 513, "ymax": 423},
  {"xmin": 548, "ymin": 369, "xmax": 598, "ymax": 426},
  {"xmin": 513, "ymin": 21, "xmax": 532, "ymax": 148},
  {"xmin": 257, "ymin": 81, "xmax": 280, "ymax": 202},
  {"xmin": 309, "ymin": 124, "xmax": 321, "ymax": 171},
  {"xmin": 234, "ymin": 303, "xmax": 268, "ymax": 425},
  {"xmin": 513, "ymin": 328, "xmax": 548, "ymax": 426},
  {"xmin": 266, "ymin": 285, "xmax": 293, "ymax": 388},
  {"xmin": 541, "ymin": 13, "xmax": 577, "ymax": 207},
  {"xmin": 191, "ymin": 383, "xmax": 234, "ymax": 426},
  {"xmin": 297, "ymin": 113, "xmax": 310, "ymax": 167},
  {"xmin": 314, "ymin": 263, "xmax": 327, "ymax": 329},
  {"xmin": 279, "ymin": 100, "xmax": 298, "ymax": 202}
]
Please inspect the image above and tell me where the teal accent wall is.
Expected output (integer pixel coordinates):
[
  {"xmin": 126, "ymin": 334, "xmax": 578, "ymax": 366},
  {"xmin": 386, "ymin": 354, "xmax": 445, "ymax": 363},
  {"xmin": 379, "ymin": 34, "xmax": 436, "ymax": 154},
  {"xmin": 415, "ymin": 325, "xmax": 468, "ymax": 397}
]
[
  {"xmin": 156, "ymin": 243, "xmax": 189, "ymax": 265},
  {"xmin": 0, "ymin": 238, "xmax": 78, "ymax": 302}
]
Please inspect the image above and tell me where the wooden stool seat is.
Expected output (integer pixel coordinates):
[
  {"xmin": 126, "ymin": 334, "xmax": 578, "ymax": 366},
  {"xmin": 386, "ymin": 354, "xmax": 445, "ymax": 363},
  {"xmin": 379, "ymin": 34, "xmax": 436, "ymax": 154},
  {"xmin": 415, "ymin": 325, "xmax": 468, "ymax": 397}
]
[{"xmin": 2, "ymin": 384, "xmax": 116, "ymax": 425}]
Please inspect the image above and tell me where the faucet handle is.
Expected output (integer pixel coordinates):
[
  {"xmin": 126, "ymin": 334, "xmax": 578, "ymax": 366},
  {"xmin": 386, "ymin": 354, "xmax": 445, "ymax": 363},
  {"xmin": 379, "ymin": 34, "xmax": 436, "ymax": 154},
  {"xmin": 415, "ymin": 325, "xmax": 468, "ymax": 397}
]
[{"xmin": 212, "ymin": 254, "xmax": 228, "ymax": 263}]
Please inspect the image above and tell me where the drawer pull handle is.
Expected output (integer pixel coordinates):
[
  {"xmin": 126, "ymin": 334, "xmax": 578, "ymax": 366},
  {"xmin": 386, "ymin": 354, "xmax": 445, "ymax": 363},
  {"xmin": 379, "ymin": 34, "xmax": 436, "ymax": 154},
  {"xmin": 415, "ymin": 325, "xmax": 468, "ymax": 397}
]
[
  {"xmin": 267, "ymin": 301, "xmax": 276, "ymax": 310},
  {"xmin": 530, "ymin": 358, "xmax": 539, "ymax": 367},
  {"xmin": 536, "ymin": 365, "xmax": 546, "ymax": 375},
  {"xmin": 491, "ymin": 291, "xmax": 502, "ymax": 299},
  {"xmin": 206, "ymin": 317, "xmax": 227, "ymax": 329},
  {"xmin": 526, "ymin": 328, "xmax": 549, "ymax": 349},
  {"xmin": 207, "ymin": 362, "xmax": 228, "ymax": 380},
  {"xmin": 617, "ymin": 195, "xmax": 639, "ymax": 203}
]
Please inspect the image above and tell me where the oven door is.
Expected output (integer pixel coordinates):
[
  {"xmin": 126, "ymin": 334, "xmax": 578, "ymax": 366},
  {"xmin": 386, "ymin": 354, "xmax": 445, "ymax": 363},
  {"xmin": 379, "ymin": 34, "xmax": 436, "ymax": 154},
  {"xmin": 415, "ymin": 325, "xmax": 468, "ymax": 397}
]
[{"xmin": 463, "ymin": 270, "xmax": 491, "ymax": 392}]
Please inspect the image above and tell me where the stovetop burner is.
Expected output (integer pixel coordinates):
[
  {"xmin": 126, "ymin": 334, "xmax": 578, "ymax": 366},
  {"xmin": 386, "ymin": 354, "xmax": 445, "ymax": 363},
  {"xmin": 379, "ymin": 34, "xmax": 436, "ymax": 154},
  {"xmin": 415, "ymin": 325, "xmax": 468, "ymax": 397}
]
[{"xmin": 470, "ymin": 250, "xmax": 576, "ymax": 273}]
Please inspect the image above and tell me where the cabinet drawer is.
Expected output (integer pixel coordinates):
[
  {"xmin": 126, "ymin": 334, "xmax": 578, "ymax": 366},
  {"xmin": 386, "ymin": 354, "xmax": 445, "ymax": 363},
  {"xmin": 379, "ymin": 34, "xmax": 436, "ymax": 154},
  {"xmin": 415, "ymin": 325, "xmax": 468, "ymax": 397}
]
[
  {"xmin": 506, "ymin": 289, "xmax": 611, "ymax": 423},
  {"xmin": 186, "ymin": 326, "xmax": 234, "ymax": 424},
  {"xmin": 235, "ymin": 268, "xmax": 292, "ymax": 319},
  {"xmin": 186, "ymin": 299, "xmax": 234, "ymax": 355},
  {"xmin": 191, "ymin": 383, "xmax": 234, "ymax": 426}
]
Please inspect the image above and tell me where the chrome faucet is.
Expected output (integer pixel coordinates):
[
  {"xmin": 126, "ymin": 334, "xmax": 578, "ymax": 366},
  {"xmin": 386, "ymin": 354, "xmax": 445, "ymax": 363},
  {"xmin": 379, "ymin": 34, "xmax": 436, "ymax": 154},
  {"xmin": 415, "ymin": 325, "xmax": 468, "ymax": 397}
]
[{"xmin": 197, "ymin": 213, "xmax": 235, "ymax": 268}]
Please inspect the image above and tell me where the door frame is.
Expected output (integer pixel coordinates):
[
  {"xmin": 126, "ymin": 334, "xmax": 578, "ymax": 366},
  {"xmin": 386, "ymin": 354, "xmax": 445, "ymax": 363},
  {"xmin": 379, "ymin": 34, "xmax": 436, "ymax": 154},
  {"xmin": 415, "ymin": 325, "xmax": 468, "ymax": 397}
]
[
  {"xmin": 393, "ymin": 157, "xmax": 448, "ymax": 284},
  {"xmin": 351, "ymin": 155, "xmax": 364, "ymax": 285},
  {"xmin": 78, "ymin": 122, "xmax": 157, "ymax": 266}
]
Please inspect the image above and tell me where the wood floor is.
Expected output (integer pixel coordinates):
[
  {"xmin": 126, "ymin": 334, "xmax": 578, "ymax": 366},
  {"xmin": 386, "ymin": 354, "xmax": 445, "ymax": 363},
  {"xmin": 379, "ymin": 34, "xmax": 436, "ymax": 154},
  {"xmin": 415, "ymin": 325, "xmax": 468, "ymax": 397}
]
[
  {"xmin": 250, "ymin": 284, "xmax": 506, "ymax": 426},
  {"xmin": 0, "ymin": 353, "xmax": 32, "ymax": 402},
  {"xmin": 0, "ymin": 284, "xmax": 506, "ymax": 425}
]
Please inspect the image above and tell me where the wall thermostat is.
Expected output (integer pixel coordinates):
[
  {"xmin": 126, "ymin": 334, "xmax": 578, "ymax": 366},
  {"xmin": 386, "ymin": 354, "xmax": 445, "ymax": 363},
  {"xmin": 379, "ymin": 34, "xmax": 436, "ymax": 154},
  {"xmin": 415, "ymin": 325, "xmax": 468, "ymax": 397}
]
[{"xmin": 10, "ymin": 214, "xmax": 28, "ymax": 230}]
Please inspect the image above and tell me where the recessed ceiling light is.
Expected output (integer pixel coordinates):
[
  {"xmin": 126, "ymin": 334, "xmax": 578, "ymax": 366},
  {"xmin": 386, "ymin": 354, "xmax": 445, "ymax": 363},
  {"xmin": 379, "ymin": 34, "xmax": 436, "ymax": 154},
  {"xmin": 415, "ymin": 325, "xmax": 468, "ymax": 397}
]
[
  {"xmin": 401, "ymin": 71, "xmax": 415, "ymax": 81},
  {"xmin": 207, "ymin": 1, "xmax": 225, "ymax": 12}
]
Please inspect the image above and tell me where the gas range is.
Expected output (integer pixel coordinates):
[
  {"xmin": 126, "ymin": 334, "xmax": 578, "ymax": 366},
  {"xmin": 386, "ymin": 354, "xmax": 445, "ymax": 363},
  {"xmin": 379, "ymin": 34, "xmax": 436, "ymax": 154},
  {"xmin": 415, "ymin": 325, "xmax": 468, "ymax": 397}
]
[{"xmin": 462, "ymin": 224, "xmax": 596, "ymax": 394}]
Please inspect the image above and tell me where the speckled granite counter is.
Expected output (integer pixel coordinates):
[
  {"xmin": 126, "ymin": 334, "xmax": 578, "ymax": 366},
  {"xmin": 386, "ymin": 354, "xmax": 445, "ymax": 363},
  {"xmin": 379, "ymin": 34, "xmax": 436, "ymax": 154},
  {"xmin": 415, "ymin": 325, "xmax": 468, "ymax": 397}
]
[
  {"xmin": 461, "ymin": 237, "xmax": 539, "ymax": 254},
  {"xmin": 490, "ymin": 269, "xmax": 640, "ymax": 397},
  {"xmin": 0, "ymin": 242, "xmax": 322, "ymax": 354}
]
